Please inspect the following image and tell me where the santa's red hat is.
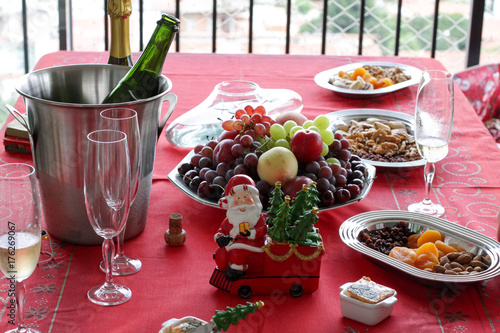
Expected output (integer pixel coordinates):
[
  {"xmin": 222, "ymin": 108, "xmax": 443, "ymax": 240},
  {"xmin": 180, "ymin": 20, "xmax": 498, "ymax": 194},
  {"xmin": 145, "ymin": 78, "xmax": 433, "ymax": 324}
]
[{"xmin": 218, "ymin": 175, "xmax": 259, "ymax": 209}]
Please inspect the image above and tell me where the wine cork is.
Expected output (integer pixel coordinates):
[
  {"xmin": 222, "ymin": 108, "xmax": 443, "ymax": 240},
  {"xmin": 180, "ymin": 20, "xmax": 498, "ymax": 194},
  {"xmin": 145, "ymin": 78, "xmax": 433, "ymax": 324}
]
[{"xmin": 165, "ymin": 213, "xmax": 186, "ymax": 246}]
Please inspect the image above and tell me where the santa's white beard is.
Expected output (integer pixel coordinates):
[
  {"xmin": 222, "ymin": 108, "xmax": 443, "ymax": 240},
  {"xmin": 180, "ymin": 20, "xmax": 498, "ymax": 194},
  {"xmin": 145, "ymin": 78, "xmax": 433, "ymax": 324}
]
[{"xmin": 226, "ymin": 204, "xmax": 261, "ymax": 228}]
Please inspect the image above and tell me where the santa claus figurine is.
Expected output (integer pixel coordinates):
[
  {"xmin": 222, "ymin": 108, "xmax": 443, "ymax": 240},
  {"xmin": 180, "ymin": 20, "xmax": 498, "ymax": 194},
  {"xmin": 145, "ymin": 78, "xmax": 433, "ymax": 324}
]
[{"xmin": 214, "ymin": 175, "xmax": 267, "ymax": 281}]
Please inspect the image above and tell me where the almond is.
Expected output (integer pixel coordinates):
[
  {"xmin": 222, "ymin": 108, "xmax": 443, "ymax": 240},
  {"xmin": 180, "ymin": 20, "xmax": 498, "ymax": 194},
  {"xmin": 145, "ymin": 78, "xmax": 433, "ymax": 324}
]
[
  {"xmin": 433, "ymin": 265, "xmax": 446, "ymax": 273},
  {"xmin": 445, "ymin": 269, "xmax": 458, "ymax": 275},
  {"xmin": 440, "ymin": 256, "xmax": 450, "ymax": 265},
  {"xmin": 450, "ymin": 262, "xmax": 464, "ymax": 270},
  {"xmin": 471, "ymin": 260, "xmax": 487, "ymax": 268},
  {"xmin": 456, "ymin": 253, "xmax": 473, "ymax": 264}
]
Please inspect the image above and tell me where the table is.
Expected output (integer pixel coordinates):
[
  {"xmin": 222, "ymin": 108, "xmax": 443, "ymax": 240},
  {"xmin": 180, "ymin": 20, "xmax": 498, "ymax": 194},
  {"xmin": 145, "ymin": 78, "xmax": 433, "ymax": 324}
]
[{"xmin": 1, "ymin": 51, "xmax": 500, "ymax": 333}]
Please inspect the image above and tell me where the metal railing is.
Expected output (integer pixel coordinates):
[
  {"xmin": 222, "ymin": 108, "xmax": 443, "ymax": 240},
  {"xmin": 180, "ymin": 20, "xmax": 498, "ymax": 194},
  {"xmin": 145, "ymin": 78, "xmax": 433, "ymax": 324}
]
[{"xmin": 20, "ymin": 0, "xmax": 487, "ymax": 73}]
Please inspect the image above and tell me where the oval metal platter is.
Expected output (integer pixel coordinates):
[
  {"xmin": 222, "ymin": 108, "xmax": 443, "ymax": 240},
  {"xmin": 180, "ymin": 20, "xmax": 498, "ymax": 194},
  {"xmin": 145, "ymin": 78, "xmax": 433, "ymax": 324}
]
[
  {"xmin": 339, "ymin": 210, "xmax": 500, "ymax": 286},
  {"xmin": 326, "ymin": 108, "xmax": 426, "ymax": 171},
  {"xmin": 168, "ymin": 152, "xmax": 376, "ymax": 212}
]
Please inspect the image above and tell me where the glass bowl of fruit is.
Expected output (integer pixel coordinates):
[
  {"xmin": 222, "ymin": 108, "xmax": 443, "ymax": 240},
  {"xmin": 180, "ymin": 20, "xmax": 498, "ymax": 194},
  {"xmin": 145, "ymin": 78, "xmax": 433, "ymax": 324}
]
[{"xmin": 168, "ymin": 105, "xmax": 376, "ymax": 211}]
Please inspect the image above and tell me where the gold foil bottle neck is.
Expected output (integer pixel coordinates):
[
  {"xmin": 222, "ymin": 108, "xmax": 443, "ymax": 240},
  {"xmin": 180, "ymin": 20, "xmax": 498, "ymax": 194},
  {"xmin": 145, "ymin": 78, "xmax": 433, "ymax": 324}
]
[{"xmin": 107, "ymin": 0, "xmax": 132, "ymax": 18}]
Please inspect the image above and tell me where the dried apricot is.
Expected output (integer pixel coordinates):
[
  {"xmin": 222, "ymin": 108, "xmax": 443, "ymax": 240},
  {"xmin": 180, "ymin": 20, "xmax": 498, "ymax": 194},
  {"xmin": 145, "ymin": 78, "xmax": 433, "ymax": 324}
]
[
  {"xmin": 338, "ymin": 70, "xmax": 349, "ymax": 78},
  {"xmin": 414, "ymin": 252, "xmax": 439, "ymax": 270},
  {"xmin": 415, "ymin": 242, "xmax": 439, "ymax": 258},
  {"xmin": 407, "ymin": 234, "xmax": 420, "ymax": 248},
  {"xmin": 389, "ymin": 247, "xmax": 417, "ymax": 266},
  {"xmin": 350, "ymin": 67, "xmax": 368, "ymax": 80},
  {"xmin": 435, "ymin": 240, "xmax": 458, "ymax": 254},
  {"xmin": 417, "ymin": 230, "xmax": 442, "ymax": 247}
]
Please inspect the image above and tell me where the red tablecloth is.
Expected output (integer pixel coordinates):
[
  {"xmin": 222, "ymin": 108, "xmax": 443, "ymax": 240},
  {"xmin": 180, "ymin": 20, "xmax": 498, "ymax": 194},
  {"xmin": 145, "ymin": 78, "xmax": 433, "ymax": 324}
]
[{"xmin": 2, "ymin": 51, "xmax": 500, "ymax": 333}]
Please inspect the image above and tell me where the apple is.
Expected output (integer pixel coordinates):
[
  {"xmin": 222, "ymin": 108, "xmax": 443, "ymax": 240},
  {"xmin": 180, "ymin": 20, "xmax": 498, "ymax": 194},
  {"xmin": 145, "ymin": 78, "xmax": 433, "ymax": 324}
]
[
  {"xmin": 290, "ymin": 129, "xmax": 323, "ymax": 163},
  {"xmin": 257, "ymin": 147, "xmax": 298, "ymax": 186},
  {"xmin": 283, "ymin": 176, "xmax": 313, "ymax": 199}
]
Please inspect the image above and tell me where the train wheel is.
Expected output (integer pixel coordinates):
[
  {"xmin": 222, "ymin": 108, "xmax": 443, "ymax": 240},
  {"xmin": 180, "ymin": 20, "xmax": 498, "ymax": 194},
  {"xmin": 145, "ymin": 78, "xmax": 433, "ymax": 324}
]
[
  {"xmin": 238, "ymin": 285, "xmax": 252, "ymax": 299},
  {"xmin": 289, "ymin": 284, "xmax": 304, "ymax": 298}
]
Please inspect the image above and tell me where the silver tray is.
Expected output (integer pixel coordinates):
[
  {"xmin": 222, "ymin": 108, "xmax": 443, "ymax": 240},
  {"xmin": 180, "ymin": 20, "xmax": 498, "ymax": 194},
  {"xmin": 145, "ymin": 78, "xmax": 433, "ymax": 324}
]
[
  {"xmin": 326, "ymin": 108, "xmax": 426, "ymax": 171},
  {"xmin": 314, "ymin": 61, "xmax": 422, "ymax": 98},
  {"xmin": 339, "ymin": 210, "xmax": 500, "ymax": 286},
  {"xmin": 168, "ymin": 152, "xmax": 376, "ymax": 211}
]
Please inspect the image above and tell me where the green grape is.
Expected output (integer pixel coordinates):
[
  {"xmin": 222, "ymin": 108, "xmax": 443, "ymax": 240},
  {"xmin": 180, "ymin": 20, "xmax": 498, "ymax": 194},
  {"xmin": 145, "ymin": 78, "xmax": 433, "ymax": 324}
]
[
  {"xmin": 308, "ymin": 126, "xmax": 321, "ymax": 134},
  {"xmin": 274, "ymin": 139, "xmax": 291, "ymax": 149},
  {"xmin": 326, "ymin": 157, "xmax": 341, "ymax": 165},
  {"xmin": 270, "ymin": 123, "xmax": 287, "ymax": 141},
  {"xmin": 321, "ymin": 130, "xmax": 334, "ymax": 146},
  {"xmin": 283, "ymin": 120, "xmax": 297, "ymax": 134},
  {"xmin": 321, "ymin": 142, "xmax": 329, "ymax": 156},
  {"xmin": 302, "ymin": 120, "xmax": 314, "ymax": 129},
  {"xmin": 313, "ymin": 115, "xmax": 330, "ymax": 131},
  {"xmin": 289, "ymin": 125, "xmax": 303, "ymax": 138}
]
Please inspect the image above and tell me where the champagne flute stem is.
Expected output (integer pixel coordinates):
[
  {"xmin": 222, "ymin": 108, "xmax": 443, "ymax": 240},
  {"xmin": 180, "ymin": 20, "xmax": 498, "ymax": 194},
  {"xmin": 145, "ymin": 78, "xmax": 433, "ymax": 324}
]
[
  {"xmin": 115, "ymin": 226, "xmax": 126, "ymax": 259},
  {"xmin": 422, "ymin": 161, "xmax": 436, "ymax": 205},
  {"xmin": 15, "ymin": 280, "xmax": 27, "ymax": 330},
  {"xmin": 103, "ymin": 238, "xmax": 115, "ymax": 287}
]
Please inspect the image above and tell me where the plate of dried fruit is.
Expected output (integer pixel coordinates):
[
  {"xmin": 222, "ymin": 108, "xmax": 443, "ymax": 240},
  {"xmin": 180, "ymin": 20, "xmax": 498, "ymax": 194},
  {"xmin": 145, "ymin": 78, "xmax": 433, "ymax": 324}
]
[
  {"xmin": 327, "ymin": 109, "xmax": 426, "ymax": 172},
  {"xmin": 339, "ymin": 210, "xmax": 500, "ymax": 287},
  {"xmin": 314, "ymin": 62, "xmax": 422, "ymax": 98}
]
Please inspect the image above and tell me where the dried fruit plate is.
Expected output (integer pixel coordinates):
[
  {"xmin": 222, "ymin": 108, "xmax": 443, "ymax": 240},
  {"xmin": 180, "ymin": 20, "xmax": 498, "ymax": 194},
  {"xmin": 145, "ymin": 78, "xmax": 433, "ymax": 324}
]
[
  {"xmin": 326, "ymin": 108, "xmax": 426, "ymax": 172},
  {"xmin": 314, "ymin": 61, "xmax": 422, "ymax": 99},
  {"xmin": 339, "ymin": 210, "xmax": 500, "ymax": 287},
  {"xmin": 167, "ymin": 151, "xmax": 376, "ymax": 211}
]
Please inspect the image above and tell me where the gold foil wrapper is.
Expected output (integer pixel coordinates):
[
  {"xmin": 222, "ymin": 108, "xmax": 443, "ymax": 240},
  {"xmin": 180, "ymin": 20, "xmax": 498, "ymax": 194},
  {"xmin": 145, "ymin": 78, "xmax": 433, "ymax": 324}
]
[{"xmin": 107, "ymin": 0, "xmax": 132, "ymax": 18}]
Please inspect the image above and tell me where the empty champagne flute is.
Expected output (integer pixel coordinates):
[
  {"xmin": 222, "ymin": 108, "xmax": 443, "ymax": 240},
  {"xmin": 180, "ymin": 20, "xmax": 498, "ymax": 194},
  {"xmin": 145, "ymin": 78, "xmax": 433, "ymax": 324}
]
[
  {"xmin": 99, "ymin": 108, "xmax": 142, "ymax": 275},
  {"xmin": 84, "ymin": 130, "xmax": 132, "ymax": 306},
  {"xmin": 408, "ymin": 70, "xmax": 454, "ymax": 217},
  {"xmin": 0, "ymin": 163, "xmax": 42, "ymax": 333}
]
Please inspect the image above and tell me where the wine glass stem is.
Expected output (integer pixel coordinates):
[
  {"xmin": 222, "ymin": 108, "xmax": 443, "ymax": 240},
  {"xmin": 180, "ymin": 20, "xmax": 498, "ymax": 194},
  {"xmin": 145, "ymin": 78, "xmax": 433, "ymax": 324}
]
[
  {"xmin": 15, "ymin": 280, "xmax": 27, "ymax": 330},
  {"xmin": 422, "ymin": 161, "xmax": 436, "ymax": 205},
  {"xmin": 103, "ymin": 238, "xmax": 115, "ymax": 286},
  {"xmin": 115, "ymin": 226, "xmax": 126, "ymax": 259}
]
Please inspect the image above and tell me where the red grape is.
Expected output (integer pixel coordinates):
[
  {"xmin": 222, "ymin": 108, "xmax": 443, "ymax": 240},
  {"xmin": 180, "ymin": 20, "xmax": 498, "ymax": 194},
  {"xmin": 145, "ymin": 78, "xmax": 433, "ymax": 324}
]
[{"xmin": 235, "ymin": 109, "xmax": 247, "ymax": 119}]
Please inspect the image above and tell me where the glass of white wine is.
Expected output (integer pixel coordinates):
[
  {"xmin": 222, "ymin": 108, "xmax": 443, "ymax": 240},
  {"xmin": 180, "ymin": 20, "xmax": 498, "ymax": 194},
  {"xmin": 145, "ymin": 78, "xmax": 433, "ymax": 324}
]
[
  {"xmin": 408, "ymin": 70, "xmax": 454, "ymax": 217},
  {"xmin": 0, "ymin": 163, "xmax": 42, "ymax": 333}
]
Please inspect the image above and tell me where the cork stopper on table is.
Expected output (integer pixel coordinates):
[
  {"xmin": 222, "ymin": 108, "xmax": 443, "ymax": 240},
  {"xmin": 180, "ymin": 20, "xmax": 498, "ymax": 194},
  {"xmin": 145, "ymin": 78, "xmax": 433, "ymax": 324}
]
[{"xmin": 164, "ymin": 213, "xmax": 186, "ymax": 246}]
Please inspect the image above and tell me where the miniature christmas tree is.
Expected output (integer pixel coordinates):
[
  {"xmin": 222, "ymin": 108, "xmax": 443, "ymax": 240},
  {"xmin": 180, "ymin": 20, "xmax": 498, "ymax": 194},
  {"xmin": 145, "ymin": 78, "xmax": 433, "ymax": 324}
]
[
  {"xmin": 267, "ymin": 195, "xmax": 291, "ymax": 242},
  {"xmin": 288, "ymin": 207, "xmax": 320, "ymax": 245},
  {"xmin": 289, "ymin": 184, "xmax": 310, "ymax": 221},
  {"xmin": 305, "ymin": 182, "xmax": 321, "ymax": 211},
  {"xmin": 266, "ymin": 181, "xmax": 284, "ymax": 227},
  {"xmin": 212, "ymin": 301, "xmax": 265, "ymax": 332}
]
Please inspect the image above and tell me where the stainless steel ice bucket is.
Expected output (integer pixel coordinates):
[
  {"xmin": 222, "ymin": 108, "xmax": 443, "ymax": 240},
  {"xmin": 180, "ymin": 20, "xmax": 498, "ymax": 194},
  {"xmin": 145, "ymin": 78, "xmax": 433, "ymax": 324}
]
[{"xmin": 12, "ymin": 64, "xmax": 177, "ymax": 245}]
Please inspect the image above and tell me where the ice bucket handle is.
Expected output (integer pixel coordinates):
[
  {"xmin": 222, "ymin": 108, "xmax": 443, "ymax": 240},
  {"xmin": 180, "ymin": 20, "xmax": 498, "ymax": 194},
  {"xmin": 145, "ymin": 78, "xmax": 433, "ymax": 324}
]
[
  {"xmin": 6, "ymin": 104, "xmax": 32, "ymax": 136},
  {"xmin": 158, "ymin": 93, "xmax": 177, "ymax": 140}
]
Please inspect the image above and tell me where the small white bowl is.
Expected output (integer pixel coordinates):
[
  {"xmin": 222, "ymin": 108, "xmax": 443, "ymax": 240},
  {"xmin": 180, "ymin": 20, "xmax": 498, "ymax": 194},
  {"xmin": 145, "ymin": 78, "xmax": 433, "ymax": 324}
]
[{"xmin": 339, "ymin": 282, "xmax": 398, "ymax": 326}]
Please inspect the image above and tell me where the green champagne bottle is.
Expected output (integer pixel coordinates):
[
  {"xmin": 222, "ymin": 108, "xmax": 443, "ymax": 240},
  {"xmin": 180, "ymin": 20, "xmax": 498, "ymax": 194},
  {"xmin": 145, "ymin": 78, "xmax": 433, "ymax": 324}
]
[
  {"xmin": 107, "ymin": 0, "xmax": 134, "ymax": 66},
  {"xmin": 102, "ymin": 13, "xmax": 180, "ymax": 104}
]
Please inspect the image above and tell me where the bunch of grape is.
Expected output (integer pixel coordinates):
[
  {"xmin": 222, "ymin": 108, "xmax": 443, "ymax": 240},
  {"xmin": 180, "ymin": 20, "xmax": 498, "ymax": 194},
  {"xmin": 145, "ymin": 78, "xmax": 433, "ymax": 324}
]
[{"xmin": 177, "ymin": 106, "xmax": 368, "ymax": 209}]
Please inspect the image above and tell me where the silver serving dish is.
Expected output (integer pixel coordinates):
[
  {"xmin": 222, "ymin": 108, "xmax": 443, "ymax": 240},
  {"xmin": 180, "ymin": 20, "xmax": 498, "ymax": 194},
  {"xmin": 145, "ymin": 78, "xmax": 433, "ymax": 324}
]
[
  {"xmin": 326, "ymin": 108, "xmax": 426, "ymax": 172},
  {"xmin": 314, "ymin": 61, "xmax": 422, "ymax": 98},
  {"xmin": 339, "ymin": 210, "xmax": 500, "ymax": 287},
  {"xmin": 168, "ymin": 152, "xmax": 376, "ymax": 211}
]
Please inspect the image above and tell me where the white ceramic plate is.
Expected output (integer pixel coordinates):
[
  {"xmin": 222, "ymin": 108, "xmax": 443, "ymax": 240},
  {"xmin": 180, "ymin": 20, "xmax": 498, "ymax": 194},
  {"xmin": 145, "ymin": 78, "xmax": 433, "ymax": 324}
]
[
  {"xmin": 314, "ymin": 62, "xmax": 422, "ymax": 98},
  {"xmin": 326, "ymin": 108, "xmax": 426, "ymax": 171},
  {"xmin": 168, "ymin": 153, "xmax": 376, "ymax": 211},
  {"xmin": 339, "ymin": 210, "xmax": 500, "ymax": 286}
]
